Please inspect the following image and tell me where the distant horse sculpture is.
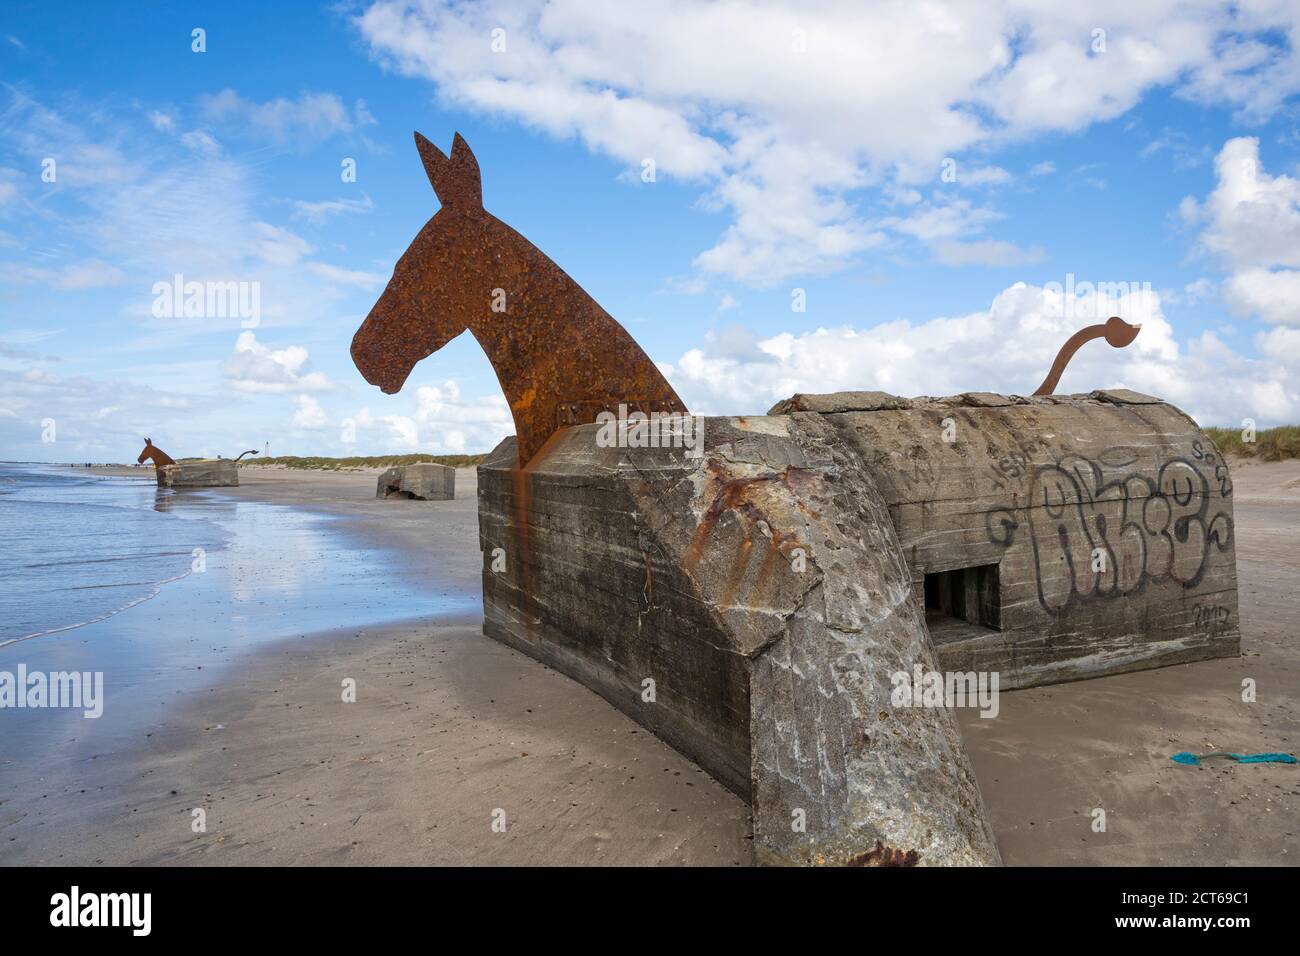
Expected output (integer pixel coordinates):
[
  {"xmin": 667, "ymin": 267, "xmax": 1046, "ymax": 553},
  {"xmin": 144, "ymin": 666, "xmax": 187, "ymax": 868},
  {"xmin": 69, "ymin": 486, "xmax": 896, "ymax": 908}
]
[
  {"xmin": 137, "ymin": 438, "xmax": 175, "ymax": 468},
  {"xmin": 1033, "ymin": 315, "xmax": 1141, "ymax": 395},
  {"xmin": 136, "ymin": 439, "xmax": 259, "ymax": 466},
  {"xmin": 350, "ymin": 132, "xmax": 686, "ymax": 467}
]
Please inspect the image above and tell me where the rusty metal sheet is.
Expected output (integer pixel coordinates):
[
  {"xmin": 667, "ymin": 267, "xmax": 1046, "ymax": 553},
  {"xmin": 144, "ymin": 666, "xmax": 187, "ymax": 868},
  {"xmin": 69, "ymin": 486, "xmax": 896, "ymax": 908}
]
[
  {"xmin": 1033, "ymin": 315, "xmax": 1141, "ymax": 395},
  {"xmin": 350, "ymin": 131, "xmax": 686, "ymax": 467}
]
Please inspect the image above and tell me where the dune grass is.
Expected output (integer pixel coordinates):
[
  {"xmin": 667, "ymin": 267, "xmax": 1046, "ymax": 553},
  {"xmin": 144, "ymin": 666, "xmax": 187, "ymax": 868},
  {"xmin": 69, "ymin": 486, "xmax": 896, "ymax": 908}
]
[
  {"xmin": 238, "ymin": 453, "xmax": 487, "ymax": 471},
  {"xmin": 1204, "ymin": 425, "xmax": 1300, "ymax": 461}
]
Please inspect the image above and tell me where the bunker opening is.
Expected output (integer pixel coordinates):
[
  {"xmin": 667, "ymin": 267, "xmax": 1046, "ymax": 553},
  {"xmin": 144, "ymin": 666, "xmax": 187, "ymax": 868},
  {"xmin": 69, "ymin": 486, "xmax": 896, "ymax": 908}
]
[{"xmin": 924, "ymin": 563, "xmax": 1002, "ymax": 638}]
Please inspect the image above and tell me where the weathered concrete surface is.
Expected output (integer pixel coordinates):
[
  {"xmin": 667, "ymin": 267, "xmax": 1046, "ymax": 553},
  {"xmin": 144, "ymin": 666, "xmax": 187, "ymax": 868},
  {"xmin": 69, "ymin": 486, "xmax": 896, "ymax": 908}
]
[
  {"xmin": 157, "ymin": 459, "xmax": 238, "ymax": 488},
  {"xmin": 773, "ymin": 390, "xmax": 1240, "ymax": 689},
  {"xmin": 376, "ymin": 463, "xmax": 456, "ymax": 501},
  {"xmin": 478, "ymin": 416, "xmax": 1000, "ymax": 866}
]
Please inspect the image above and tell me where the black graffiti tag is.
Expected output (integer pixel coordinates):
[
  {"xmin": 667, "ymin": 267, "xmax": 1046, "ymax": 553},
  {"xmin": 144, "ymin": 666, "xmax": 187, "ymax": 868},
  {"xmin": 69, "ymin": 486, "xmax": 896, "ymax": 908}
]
[{"xmin": 986, "ymin": 453, "xmax": 1233, "ymax": 614}]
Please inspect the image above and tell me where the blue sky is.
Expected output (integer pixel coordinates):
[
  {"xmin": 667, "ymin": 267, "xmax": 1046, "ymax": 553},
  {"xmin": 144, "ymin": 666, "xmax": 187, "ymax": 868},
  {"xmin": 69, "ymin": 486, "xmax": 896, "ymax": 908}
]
[{"xmin": 2, "ymin": 1, "xmax": 1299, "ymax": 463}]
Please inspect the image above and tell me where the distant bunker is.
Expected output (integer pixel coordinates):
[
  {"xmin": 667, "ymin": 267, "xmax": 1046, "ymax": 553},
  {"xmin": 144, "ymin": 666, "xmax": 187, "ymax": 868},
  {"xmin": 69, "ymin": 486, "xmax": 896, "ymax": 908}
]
[
  {"xmin": 157, "ymin": 459, "xmax": 239, "ymax": 488},
  {"xmin": 478, "ymin": 388, "xmax": 1238, "ymax": 865},
  {"xmin": 376, "ymin": 462, "xmax": 456, "ymax": 501}
]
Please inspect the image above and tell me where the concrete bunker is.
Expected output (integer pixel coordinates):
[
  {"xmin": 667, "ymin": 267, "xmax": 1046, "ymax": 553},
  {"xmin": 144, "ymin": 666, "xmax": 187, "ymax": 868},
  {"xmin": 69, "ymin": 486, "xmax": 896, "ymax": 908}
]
[
  {"xmin": 376, "ymin": 462, "xmax": 456, "ymax": 501},
  {"xmin": 477, "ymin": 388, "xmax": 1238, "ymax": 866},
  {"xmin": 768, "ymin": 388, "xmax": 1239, "ymax": 688},
  {"xmin": 350, "ymin": 133, "xmax": 1240, "ymax": 867},
  {"xmin": 156, "ymin": 459, "xmax": 240, "ymax": 488}
]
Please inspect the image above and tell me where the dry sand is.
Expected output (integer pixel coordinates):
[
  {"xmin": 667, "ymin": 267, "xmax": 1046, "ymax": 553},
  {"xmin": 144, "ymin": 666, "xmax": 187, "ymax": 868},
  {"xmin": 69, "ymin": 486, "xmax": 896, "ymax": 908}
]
[{"xmin": 2, "ymin": 462, "xmax": 1296, "ymax": 865}]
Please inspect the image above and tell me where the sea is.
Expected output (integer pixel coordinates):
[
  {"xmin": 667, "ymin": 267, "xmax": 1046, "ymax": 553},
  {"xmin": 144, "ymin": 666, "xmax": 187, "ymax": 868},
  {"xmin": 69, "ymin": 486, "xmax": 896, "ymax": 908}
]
[
  {"xmin": 0, "ymin": 462, "xmax": 479, "ymax": 649},
  {"xmin": 0, "ymin": 461, "xmax": 481, "ymax": 776},
  {"xmin": 0, "ymin": 463, "xmax": 231, "ymax": 647}
]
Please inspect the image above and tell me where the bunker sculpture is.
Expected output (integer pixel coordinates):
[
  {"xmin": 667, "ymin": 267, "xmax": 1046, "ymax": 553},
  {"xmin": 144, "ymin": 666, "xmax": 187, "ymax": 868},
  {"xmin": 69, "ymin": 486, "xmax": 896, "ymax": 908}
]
[
  {"xmin": 353, "ymin": 133, "xmax": 1239, "ymax": 867},
  {"xmin": 137, "ymin": 438, "xmax": 253, "ymax": 488}
]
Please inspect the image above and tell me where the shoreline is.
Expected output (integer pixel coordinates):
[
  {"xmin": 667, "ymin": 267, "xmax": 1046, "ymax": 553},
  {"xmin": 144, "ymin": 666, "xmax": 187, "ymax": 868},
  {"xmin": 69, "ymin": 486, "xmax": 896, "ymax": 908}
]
[{"xmin": 1, "ymin": 461, "xmax": 1296, "ymax": 866}]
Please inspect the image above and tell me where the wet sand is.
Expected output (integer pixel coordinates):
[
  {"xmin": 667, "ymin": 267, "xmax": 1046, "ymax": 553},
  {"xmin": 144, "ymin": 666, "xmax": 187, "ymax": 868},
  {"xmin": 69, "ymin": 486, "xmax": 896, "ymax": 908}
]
[{"xmin": 2, "ymin": 463, "xmax": 1296, "ymax": 865}]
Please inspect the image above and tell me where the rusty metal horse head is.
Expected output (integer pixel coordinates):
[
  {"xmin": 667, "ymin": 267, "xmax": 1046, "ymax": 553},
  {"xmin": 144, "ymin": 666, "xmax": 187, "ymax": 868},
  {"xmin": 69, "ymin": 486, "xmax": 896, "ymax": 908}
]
[
  {"xmin": 350, "ymin": 132, "xmax": 686, "ymax": 467},
  {"xmin": 137, "ymin": 438, "xmax": 175, "ymax": 468}
]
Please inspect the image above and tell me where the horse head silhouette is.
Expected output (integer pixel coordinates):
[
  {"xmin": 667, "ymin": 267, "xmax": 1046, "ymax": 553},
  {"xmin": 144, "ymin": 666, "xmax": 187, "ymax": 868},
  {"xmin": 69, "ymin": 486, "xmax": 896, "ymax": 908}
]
[
  {"xmin": 350, "ymin": 132, "xmax": 686, "ymax": 466},
  {"xmin": 137, "ymin": 438, "xmax": 175, "ymax": 467}
]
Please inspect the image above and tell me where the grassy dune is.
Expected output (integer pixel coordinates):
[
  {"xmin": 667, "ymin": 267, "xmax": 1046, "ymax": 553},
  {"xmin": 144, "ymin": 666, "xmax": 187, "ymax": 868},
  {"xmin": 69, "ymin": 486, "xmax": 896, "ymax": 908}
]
[
  {"xmin": 238, "ymin": 453, "xmax": 487, "ymax": 471},
  {"xmin": 1204, "ymin": 425, "xmax": 1300, "ymax": 461}
]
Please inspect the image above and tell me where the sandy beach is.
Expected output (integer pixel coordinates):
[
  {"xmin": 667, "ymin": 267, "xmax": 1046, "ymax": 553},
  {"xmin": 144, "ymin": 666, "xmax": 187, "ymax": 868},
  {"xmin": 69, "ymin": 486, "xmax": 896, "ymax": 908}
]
[{"xmin": 1, "ymin": 461, "xmax": 1295, "ymax": 865}]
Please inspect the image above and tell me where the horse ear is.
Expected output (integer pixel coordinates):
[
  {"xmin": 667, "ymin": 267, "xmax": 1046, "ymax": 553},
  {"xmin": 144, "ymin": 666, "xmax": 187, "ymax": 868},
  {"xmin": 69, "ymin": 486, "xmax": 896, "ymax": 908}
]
[{"xmin": 415, "ymin": 131, "xmax": 482, "ymax": 210}]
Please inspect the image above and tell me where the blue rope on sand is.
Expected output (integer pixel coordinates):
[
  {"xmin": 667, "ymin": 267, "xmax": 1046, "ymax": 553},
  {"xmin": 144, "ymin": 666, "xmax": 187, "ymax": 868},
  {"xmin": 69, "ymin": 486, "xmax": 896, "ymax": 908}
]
[{"xmin": 1171, "ymin": 751, "xmax": 1297, "ymax": 766}]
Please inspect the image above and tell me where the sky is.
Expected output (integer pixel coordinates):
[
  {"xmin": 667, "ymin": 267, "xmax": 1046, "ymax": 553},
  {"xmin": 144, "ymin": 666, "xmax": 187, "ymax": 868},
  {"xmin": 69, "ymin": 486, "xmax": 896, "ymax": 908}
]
[{"xmin": 2, "ymin": 0, "xmax": 1299, "ymax": 463}]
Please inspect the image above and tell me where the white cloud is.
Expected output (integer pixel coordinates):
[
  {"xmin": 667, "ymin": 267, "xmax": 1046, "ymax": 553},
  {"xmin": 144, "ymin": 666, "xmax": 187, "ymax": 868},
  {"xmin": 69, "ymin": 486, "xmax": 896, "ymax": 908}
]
[
  {"xmin": 199, "ymin": 89, "xmax": 377, "ymax": 147},
  {"xmin": 933, "ymin": 239, "xmax": 1045, "ymax": 267},
  {"xmin": 344, "ymin": 379, "xmax": 514, "ymax": 454},
  {"xmin": 304, "ymin": 261, "xmax": 388, "ymax": 289},
  {"xmin": 1194, "ymin": 137, "xmax": 1300, "ymax": 269},
  {"xmin": 179, "ymin": 129, "xmax": 221, "ymax": 156},
  {"xmin": 0, "ymin": 166, "xmax": 19, "ymax": 205},
  {"xmin": 355, "ymin": 0, "xmax": 1300, "ymax": 284},
  {"xmin": 1187, "ymin": 137, "xmax": 1300, "ymax": 327},
  {"xmin": 1224, "ymin": 267, "xmax": 1300, "ymax": 325},
  {"xmin": 247, "ymin": 222, "xmax": 312, "ymax": 267},
  {"xmin": 662, "ymin": 281, "xmax": 1299, "ymax": 427},
  {"xmin": 292, "ymin": 194, "xmax": 375, "ymax": 224},
  {"xmin": 223, "ymin": 331, "xmax": 334, "ymax": 394},
  {"xmin": 961, "ymin": 165, "xmax": 1013, "ymax": 187},
  {"xmin": 0, "ymin": 258, "xmax": 127, "ymax": 290},
  {"xmin": 0, "ymin": 363, "xmax": 212, "ymax": 461},
  {"xmin": 291, "ymin": 394, "xmax": 329, "ymax": 428},
  {"xmin": 1183, "ymin": 277, "xmax": 1216, "ymax": 303}
]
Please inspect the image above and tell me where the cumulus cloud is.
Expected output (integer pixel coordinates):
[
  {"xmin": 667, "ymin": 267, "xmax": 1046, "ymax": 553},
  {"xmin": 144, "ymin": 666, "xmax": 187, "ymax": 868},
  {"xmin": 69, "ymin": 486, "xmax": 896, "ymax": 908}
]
[
  {"xmin": 291, "ymin": 394, "xmax": 329, "ymax": 428},
  {"xmin": 661, "ymin": 281, "xmax": 1299, "ymax": 427},
  {"xmin": 1185, "ymin": 137, "xmax": 1300, "ymax": 329},
  {"xmin": 1192, "ymin": 136, "xmax": 1300, "ymax": 270},
  {"xmin": 1224, "ymin": 268, "xmax": 1300, "ymax": 325},
  {"xmin": 345, "ymin": 378, "xmax": 514, "ymax": 453},
  {"xmin": 355, "ymin": 0, "xmax": 1300, "ymax": 284},
  {"xmin": 0, "ymin": 364, "xmax": 203, "ymax": 461},
  {"xmin": 223, "ymin": 331, "xmax": 334, "ymax": 394}
]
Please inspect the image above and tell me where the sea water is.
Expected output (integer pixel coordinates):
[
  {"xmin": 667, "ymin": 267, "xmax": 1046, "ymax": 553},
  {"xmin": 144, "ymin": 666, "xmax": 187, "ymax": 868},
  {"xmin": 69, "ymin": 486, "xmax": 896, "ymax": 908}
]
[{"xmin": 0, "ymin": 463, "xmax": 228, "ymax": 647}]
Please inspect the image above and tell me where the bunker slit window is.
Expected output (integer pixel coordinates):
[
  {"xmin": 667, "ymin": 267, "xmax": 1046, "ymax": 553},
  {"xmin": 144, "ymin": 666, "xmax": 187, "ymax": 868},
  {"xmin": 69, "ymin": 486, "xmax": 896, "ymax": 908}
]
[{"xmin": 924, "ymin": 563, "xmax": 1001, "ymax": 636}]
